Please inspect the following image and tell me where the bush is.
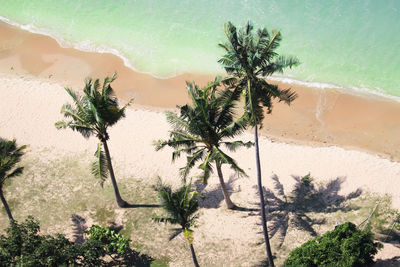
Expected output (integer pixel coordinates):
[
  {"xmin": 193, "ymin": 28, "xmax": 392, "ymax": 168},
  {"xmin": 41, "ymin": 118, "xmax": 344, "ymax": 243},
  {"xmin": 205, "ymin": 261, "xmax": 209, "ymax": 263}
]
[
  {"xmin": 285, "ymin": 222, "xmax": 383, "ymax": 267},
  {"xmin": 86, "ymin": 224, "xmax": 130, "ymax": 255},
  {"xmin": 0, "ymin": 216, "xmax": 106, "ymax": 266}
]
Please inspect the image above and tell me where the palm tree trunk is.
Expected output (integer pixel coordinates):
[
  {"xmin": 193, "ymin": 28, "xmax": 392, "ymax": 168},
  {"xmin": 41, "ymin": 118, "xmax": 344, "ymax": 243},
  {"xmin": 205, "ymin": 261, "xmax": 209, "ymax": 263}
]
[
  {"xmin": 254, "ymin": 125, "xmax": 274, "ymax": 267},
  {"xmin": 103, "ymin": 140, "xmax": 127, "ymax": 208},
  {"xmin": 189, "ymin": 243, "xmax": 200, "ymax": 267},
  {"xmin": 0, "ymin": 189, "xmax": 14, "ymax": 221},
  {"xmin": 215, "ymin": 162, "xmax": 235, "ymax": 209}
]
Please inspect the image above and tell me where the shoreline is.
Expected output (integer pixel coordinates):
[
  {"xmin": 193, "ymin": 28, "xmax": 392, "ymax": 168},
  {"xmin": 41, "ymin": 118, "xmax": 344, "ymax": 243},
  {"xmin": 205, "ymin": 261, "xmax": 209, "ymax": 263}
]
[{"xmin": 1, "ymin": 21, "xmax": 400, "ymax": 161}]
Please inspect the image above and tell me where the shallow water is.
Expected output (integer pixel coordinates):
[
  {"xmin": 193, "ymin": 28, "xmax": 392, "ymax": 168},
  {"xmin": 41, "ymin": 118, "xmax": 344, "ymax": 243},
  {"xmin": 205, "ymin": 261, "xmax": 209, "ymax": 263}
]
[{"xmin": 0, "ymin": 0, "xmax": 399, "ymax": 97}]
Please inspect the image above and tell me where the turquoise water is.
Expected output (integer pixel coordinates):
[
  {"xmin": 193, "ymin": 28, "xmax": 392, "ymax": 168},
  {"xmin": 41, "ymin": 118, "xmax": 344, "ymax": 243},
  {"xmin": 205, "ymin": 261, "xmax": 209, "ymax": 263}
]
[{"xmin": 0, "ymin": 0, "xmax": 399, "ymax": 97}]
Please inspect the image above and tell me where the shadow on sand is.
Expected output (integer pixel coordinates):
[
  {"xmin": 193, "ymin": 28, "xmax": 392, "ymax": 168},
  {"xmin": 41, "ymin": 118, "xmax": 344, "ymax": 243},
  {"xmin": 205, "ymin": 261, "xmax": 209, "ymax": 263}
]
[
  {"xmin": 373, "ymin": 256, "xmax": 400, "ymax": 267},
  {"xmin": 194, "ymin": 175, "xmax": 258, "ymax": 212},
  {"xmin": 124, "ymin": 203, "xmax": 160, "ymax": 208},
  {"xmin": 253, "ymin": 174, "xmax": 362, "ymax": 248},
  {"xmin": 252, "ymin": 175, "xmax": 362, "ymax": 266}
]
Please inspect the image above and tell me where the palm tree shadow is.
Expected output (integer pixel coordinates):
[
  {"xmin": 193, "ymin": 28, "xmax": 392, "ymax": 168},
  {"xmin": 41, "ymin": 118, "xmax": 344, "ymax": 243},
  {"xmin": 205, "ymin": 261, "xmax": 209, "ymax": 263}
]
[
  {"xmin": 194, "ymin": 175, "xmax": 258, "ymax": 211},
  {"xmin": 251, "ymin": 174, "xmax": 362, "ymax": 248},
  {"xmin": 71, "ymin": 214, "xmax": 88, "ymax": 244},
  {"xmin": 105, "ymin": 249, "xmax": 154, "ymax": 267},
  {"xmin": 124, "ymin": 203, "xmax": 160, "ymax": 208},
  {"xmin": 374, "ymin": 256, "xmax": 400, "ymax": 267}
]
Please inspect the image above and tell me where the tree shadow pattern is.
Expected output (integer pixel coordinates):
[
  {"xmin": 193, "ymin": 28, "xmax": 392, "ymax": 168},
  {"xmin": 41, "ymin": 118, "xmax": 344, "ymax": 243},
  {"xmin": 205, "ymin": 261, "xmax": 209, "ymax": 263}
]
[
  {"xmin": 254, "ymin": 174, "xmax": 362, "ymax": 248},
  {"xmin": 105, "ymin": 250, "xmax": 154, "ymax": 267},
  {"xmin": 374, "ymin": 256, "xmax": 400, "ymax": 267},
  {"xmin": 71, "ymin": 214, "xmax": 88, "ymax": 244}
]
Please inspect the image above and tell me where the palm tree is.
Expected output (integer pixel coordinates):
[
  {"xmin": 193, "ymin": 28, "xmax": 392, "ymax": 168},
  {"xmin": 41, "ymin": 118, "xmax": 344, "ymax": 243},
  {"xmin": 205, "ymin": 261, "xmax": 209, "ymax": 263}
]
[
  {"xmin": 218, "ymin": 21, "xmax": 299, "ymax": 266},
  {"xmin": 0, "ymin": 138, "xmax": 26, "ymax": 222},
  {"xmin": 154, "ymin": 77, "xmax": 252, "ymax": 209},
  {"xmin": 55, "ymin": 73, "xmax": 132, "ymax": 208},
  {"xmin": 153, "ymin": 180, "xmax": 201, "ymax": 267}
]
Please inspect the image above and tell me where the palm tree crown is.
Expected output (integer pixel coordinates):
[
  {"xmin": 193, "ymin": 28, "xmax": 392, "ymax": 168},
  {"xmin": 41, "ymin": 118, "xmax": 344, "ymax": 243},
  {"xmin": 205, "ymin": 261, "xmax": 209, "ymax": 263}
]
[
  {"xmin": 55, "ymin": 72, "xmax": 128, "ymax": 142},
  {"xmin": 153, "ymin": 180, "xmax": 201, "ymax": 266},
  {"xmin": 153, "ymin": 180, "xmax": 200, "ymax": 240},
  {"xmin": 219, "ymin": 21, "xmax": 299, "ymax": 126},
  {"xmin": 154, "ymin": 77, "xmax": 252, "ymax": 209},
  {"xmin": 0, "ymin": 138, "xmax": 26, "ymax": 221},
  {"xmin": 55, "ymin": 73, "xmax": 132, "ymax": 207},
  {"xmin": 55, "ymin": 73, "xmax": 131, "ymax": 183},
  {"xmin": 0, "ymin": 138, "xmax": 25, "ymax": 186},
  {"xmin": 155, "ymin": 77, "xmax": 251, "ymax": 182}
]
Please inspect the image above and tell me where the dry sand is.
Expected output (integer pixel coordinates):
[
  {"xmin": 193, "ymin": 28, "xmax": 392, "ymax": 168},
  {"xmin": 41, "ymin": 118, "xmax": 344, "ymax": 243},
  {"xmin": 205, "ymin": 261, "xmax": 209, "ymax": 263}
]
[
  {"xmin": 1, "ymin": 72, "xmax": 400, "ymax": 266},
  {"xmin": 1, "ymin": 21, "xmax": 400, "ymax": 265},
  {"xmin": 1, "ymin": 73, "xmax": 400, "ymax": 209}
]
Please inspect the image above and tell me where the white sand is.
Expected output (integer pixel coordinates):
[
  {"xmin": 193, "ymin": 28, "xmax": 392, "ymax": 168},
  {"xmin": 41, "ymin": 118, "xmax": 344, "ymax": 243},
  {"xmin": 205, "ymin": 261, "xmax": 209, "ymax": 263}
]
[
  {"xmin": 1, "ymin": 73, "xmax": 399, "ymax": 265},
  {"xmin": 1, "ymin": 73, "xmax": 399, "ymax": 208}
]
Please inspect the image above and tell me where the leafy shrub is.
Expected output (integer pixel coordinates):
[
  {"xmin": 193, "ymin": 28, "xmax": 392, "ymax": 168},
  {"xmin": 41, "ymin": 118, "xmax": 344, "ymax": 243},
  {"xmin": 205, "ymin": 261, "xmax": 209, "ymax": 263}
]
[
  {"xmin": 0, "ymin": 216, "xmax": 105, "ymax": 266},
  {"xmin": 86, "ymin": 224, "xmax": 130, "ymax": 255},
  {"xmin": 285, "ymin": 222, "xmax": 383, "ymax": 267}
]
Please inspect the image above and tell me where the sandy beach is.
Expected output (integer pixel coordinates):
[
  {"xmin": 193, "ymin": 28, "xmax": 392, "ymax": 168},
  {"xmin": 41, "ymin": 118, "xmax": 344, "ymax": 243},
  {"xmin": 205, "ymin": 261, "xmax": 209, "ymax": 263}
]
[
  {"xmin": 1, "ymin": 21, "xmax": 400, "ymax": 162},
  {"xmin": 1, "ymin": 21, "xmax": 400, "ymax": 265}
]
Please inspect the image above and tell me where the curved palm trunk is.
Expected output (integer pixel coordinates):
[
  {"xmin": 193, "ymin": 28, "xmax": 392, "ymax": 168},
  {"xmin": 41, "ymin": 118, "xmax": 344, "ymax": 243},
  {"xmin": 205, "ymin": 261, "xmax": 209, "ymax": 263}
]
[
  {"xmin": 0, "ymin": 189, "xmax": 14, "ymax": 221},
  {"xmin": 215, "ymin": 162, "xmax": 235, "ymax": 209},
  {"xmin": 189, "ymin": 243, "xmax": 200, "ymax": 267},
  {"xmin": 254, "ymin": 125, "xmax": 274, "ymax": 267},
  {"xmin": 103, "ymin": 140, "xmax": 127, "ymax": 208}
]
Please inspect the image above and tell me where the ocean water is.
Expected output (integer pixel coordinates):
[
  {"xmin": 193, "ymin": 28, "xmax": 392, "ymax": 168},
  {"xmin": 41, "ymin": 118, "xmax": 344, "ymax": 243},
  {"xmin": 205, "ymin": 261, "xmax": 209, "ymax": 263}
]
[{"xmin": 0, "ymin": 0, "xmax": 399, "ymax": 97}]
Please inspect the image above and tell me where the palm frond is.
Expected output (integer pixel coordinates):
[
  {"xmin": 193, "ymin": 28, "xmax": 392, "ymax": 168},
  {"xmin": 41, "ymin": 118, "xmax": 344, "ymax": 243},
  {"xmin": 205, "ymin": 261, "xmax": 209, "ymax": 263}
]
[
  {"xmin": 64, "ymin": 88, "xmax": 86, "ymax": 114},
  {"xmin": 91, "ymin": 142, "xmax": 108, "ymax": 186},
  {"xmin": 199, "ymin": 151, "xmax": 214, "ymax": 184},
  {"xmin": 102, "ymin": 72, "xmax": 117, "ymax": 99},
  {"xmin": 58, "ymin": 74, "xmax": 130, "ymax": 141},
  {"xmin": 0, "ymin": 138, "xmax": 26, "ymax": 186},
  {"xmin": 153, "ymin": 180, "xmax": 200, "ymax": 235},
  {"xmin": 165, "ymin": 111, "xmax": 189, "ymax": 131},
  {"xmin": 212, "ymin": 146, "xmax": 247, "ymax": 177},
  {"xmin": 179, "ymin": 149, "xmax": 206, "ymax": 179},
  {"xmin": 218, "ymin": 21, "xmax": 299, "ymax": 126},
  {"xmin": 219, "ymin": 116, "xmax": 248, "ymax": 139},
  {"xmin": 5, "ymin": 166, "xmax": 24, "ymax": 179},
  {"xmin": 152, "ymin": 215, "xmax": 178, "ymax": 225},
  {"xmin": 171, "ymin": 146, "xmax": 199, "ymax": 162},
  {"xmin": 222, "ymin": 140, "xmax": 253, "ymax": 152}
]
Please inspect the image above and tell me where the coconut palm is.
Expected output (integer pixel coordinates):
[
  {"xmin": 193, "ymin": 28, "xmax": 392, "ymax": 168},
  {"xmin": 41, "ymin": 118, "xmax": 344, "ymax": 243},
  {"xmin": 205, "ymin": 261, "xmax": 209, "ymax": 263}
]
[
  {"xmin": 218, "ymin": 21, "xmax": 299, "ymax": 266},
  {"xmin": 153, "ymin": 180, "xmax": 201, "ymax": 267},
  {"xmin": 0, "ymin": 138, "xmax": 26, "ymax": 222},
  {"xmin": 55, "ymin": 73, "xmax": 132, "ymax": 208},
  {"xmin": 154, "ymin": 77, "xmax": 252, "ymax": 209}
]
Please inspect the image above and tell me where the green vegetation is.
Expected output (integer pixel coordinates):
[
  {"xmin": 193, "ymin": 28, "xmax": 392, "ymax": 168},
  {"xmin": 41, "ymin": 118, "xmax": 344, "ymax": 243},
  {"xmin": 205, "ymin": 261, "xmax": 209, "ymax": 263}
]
[
  {"xmin": 154, "ymin": 78, "xmax": 252, "ymax": 209},
  {"xmin": 55, "ymin": 73, "xmax": 133, "ymax": 208},
  {"xmin": 86, "ymin": 224, "xmax": 130, "ymax": 255},
  {"xmin": 285, "ymin": 222, "xmax": 383, "ymax": 267},
  {"xmin": 218, "ymin": 21, "xmax": 299, "ymax": 266},
  {"xmin": 153, "ymin": 180, "xmax": 201, "ymax": 267},
  {"xmin": 0, "ymin": 216, "xmax": 106, "ymax": 266},
  {"xmin": 0, "ymin": 138, "xmax": 26, "ymax": 222}
]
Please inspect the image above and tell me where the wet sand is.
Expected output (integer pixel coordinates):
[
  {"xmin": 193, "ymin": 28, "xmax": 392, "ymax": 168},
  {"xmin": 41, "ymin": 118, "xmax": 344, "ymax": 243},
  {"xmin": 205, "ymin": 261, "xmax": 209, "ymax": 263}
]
[{"xmin": 1, "ymin": 21, "xmax": 400, "ymax": 161}]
